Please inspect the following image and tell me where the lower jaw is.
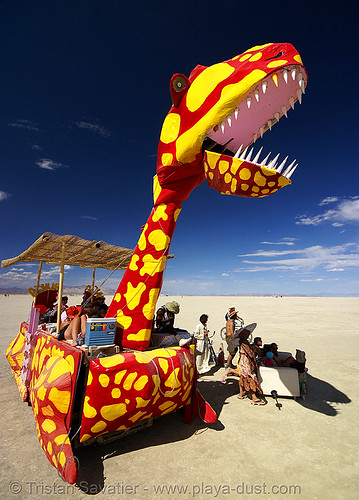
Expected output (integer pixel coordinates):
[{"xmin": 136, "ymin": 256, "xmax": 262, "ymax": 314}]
[{"xmin": 203, "ymin": 150, "xmax": 290, "ymax": 198}]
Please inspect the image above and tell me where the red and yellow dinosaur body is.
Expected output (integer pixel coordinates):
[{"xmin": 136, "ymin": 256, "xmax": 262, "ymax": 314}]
[{"xmin": 6, "ymin": 42, "xmax": 307, "ymax": 483}]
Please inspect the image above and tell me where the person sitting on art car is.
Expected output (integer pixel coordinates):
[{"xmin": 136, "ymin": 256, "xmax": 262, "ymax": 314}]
[
  {"xmin": 57, "ymin": 305, "xmax": 93, "ymax": 347},
  {"xmin": 151, "ymin": 301, "xmax": 193, "ymax": 348}
]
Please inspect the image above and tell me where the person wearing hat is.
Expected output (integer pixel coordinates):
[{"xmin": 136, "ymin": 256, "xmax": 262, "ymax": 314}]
[
  {"xmin": 152, "ymin": 301, "xmax": 193, "ymax": 348},
  {"xmin": 224, "ymin": 308, "xmax": 243, "ymax": 369},
  {"xmin": 232, "ymin": 324, "xmax": 265, "ymax": 404},
  {"xmin": 58, "ymin": 305, "xmax": 89, "ymax": 346},
  {"xmin": 153, "ymin": 301, "xmax": 180, "ymax": 334}
]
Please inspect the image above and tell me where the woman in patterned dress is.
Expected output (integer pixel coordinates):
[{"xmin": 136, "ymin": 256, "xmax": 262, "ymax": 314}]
[{"xmin": 237, "ymin": 328, "xmax": 265, "ymax": 405}]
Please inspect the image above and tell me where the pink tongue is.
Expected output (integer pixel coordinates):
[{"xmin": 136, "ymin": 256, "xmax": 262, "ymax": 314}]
[{"xmin": 203, "ymin": 150, "xmax": 290, "ymax": 198}]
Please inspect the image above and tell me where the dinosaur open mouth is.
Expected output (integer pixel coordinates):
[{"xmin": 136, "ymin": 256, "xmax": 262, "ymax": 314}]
[{"xmin": 203, "ymin": 65, "xmax": 306, "ymax": 197}]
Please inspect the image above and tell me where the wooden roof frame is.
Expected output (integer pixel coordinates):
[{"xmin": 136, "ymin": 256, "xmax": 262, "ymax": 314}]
[
  {"xmin": 1, "ymin": 233, "xmax": 134, "ymax": 333},
  {"xmin": 1, "ymin": 232, "xmax": 133, "ymax": 271}
]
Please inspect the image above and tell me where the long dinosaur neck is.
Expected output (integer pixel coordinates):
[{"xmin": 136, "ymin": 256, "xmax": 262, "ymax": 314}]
[{"xmin": 107, "ymin": 198, "xmax": 181, "ymax": 350}]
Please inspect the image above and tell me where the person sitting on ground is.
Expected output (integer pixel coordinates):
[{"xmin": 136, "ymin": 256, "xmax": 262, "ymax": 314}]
[
  {"xmin": 151, "ymin": 301, "xmax": 192, "ymax": 347},
  {"xmin": 194, "ymin": 314, "xmax": 211, "ymax": 375}
]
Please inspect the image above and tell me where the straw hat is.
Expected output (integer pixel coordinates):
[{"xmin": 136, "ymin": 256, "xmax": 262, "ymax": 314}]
[
  {"xmin": 234, "ymin": 323, "xmax": 257, "ymax": 341},
  {"xmin": 166, "ymin": 301, "xmax": 180, "ymax": 314}
]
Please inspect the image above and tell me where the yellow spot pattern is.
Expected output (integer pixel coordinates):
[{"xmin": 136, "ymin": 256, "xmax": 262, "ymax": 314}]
[
  {"xmin": 267, "ymin": 60, "xmax": 288, "ymax": 68},
  {"xmin": 84, "ymin": 396, "xmax": 97, "ymax": 418},
  {"xmin": 140, "ymin": 254, "xmax": 166, "ymax": 277},
  {"xmin": 48, "ymin": 387, "xmax": 71, "ymax": 414},
  {"xmin": 101, "ymin": 403, "xmax": 127, "ymax": 421},
  {"xmin": 143, "ymin": 288, "xmax": 160, "ymax": 320},
  {"xmin": 129, "ymin": 254, "xmax": 140, "ymax": 271},
  {"xmin": 152, "ymin": 204, "xmax": 169, "ymax": 222},
  {"xmin": 185, "ymin": 63, "xmax": 235, "ymax": 112},
  {"xmin": 161, "ymin": 153, "xmax": 173, "ymax": 166},
  {"xmin": 124, "ymin": 282, "xmax": 145, "ymax": 311},
  {"xmin": 239, "ymin": 168, "xmax": 251, "ymax": 181},
  {"xmin": 148, "ymin": 229, "xmax": 169, "ymax": 251},
  {"xmin": 116, "ymin": 310, "xmax": 132, "ymax": 329},
  {"xmin": 99, "ymin": 373, "xmax": 110, "ymax": 387},
  {"xmin": 160, "ymin": 113, "xmax": 181, "ymax": 144},
  {"xmin": 249, "ymin": 52, "xmax": 262, "ymax": 62}
]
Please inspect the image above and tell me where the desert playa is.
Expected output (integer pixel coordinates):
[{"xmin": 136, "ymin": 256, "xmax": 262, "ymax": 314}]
[{"xmin": 1, "ymin": 294, "xmax": 358, "ymax": 499}]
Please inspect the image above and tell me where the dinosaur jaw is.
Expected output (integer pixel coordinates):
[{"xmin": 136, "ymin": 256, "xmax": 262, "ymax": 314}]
[{"xmin": 203, "ymin": 65, "xmax": 306, "ymax": 197}]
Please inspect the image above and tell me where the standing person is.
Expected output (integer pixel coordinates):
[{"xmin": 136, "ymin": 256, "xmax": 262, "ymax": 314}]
[
  {"xmin": 224, "ymin": 309, "xmax": 243, "ymax": 369},
  {"xmin": 194, "ymin": 314, "xmax": 211, "ymax": 375},
  {"xmin": 236, "ymin": 325, "xmax": 265, "ymax": 405}
]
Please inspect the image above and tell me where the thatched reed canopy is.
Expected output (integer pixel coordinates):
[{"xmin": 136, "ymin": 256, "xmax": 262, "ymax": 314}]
[{"xmin": 1, "ymin": 232, "xmax": 133, "ymax": 270}]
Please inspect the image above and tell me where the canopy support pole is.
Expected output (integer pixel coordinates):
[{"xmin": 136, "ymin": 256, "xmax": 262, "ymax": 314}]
[
  {"xmin": 33, "ymin": 261, "xmax": 43, "ymax": 306},
  {"xmin": 91, "ymin": 268, "xmax": 96, "ymax": 302},
  {"xmin": 56, "ymin": 242, "xmax": 66, "ymax": 334}
]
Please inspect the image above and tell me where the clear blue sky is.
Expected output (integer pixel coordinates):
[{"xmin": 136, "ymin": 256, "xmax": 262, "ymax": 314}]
[{"xmin": 0, "ymin": 1, "xmax": 358, "ymax": 297}]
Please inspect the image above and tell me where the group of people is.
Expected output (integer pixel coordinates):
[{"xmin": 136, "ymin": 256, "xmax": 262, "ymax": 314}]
[
  {"xmin": 40, "ymin": 293, "xmax": 109, "ymax": 347},
  {"xmin": 52, "ymin": 297, "xmax": 307, "ymax": 402},
  {"xmin": 222, "ymin": 306, "xmax": 307, "ymax": 403}
]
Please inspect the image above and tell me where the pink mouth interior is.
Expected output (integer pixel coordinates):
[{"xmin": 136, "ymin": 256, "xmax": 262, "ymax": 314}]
[{"xmin": 206, "ymin": 66, "xmax": 306, "ymax": 154}]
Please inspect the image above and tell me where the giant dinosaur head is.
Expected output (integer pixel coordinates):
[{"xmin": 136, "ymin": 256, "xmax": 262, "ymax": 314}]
[{"xmin": 156, "ymin": 42, "xmax": 307, "ymax": 203}]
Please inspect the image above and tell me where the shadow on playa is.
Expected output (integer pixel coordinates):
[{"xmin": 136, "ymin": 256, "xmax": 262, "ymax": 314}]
[
  {"xmin": 200, "ymin": 369, "xmax": 351, "ymax": 417},
  {"xmin": 74, "ymin": 369, "xmax": 350, "ymax": 494},
  {"xmin": 296, "ymin": 373, "xmax": 351, "ymax": 416},
  {"xmin": 75, "ymin": 398, "xmax": 225, "ymax": 494}
]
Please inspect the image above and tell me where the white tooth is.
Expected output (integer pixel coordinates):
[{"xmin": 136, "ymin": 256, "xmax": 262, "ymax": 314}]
[
  {"xmin": 281, "ymin": 106, "xmax": 288, "ymax": 118},
  {"xmin": 289, "ymin": 97, "xmax": 295, "ymax": 110},
  {"xmin": 234, "ymin": 144, "xmax": 243, "ymax": 158},
  {"xmin": 297, "ymin": 89, "xmax": 302, "ymax": 104},
  {"xmin": 267, "ymin": 120, "xmax": 272, "ymax": 131},
  {"xmin": 235, "ymin": 107, "xmax": 239, "ymax": 119},
  {"xmin": 262, "ymin": 81, "xmax": 267, "ymax": 94},
  {"xmin": 227, "ymin": 116, "xmax": 232, "ymax": 127},
  {"xmin": 283, "ymin": 159, "xmax": 296, "ymax": 176},
  {"xmin": 261, "ymin": 152, "xmax": 271, "ymax": 166},
  {"xmin": 291, "ymin": 68, "xmax": 296, "ymax": 80},
  {"xmin": 253, "ymin": 147, "xmax": 263, "ymax": 164},
  {"xmin": 268, "ymin": 153, "xmax": 280, "ymax": 170},
  {"xmin": 276, "ymin": 156, "xmax": 288, "ymax": 174},
  {"xmin": 260, "ymin": 126, "xmax": 265, "ymax": 138},
  {"xmin": 246, "ymin": 148, "xmax": 254, "ymax": 162},
  {"xmin": 221, "ymin": 122, "xmax": 225, "ymax": 133},
  {"xmin": 239, "ymin": 147, "xmax": 248, "ymax": 160},
  {"xmin": 254, "ymin": 90, "xmax": 260, "ymax": 102},
  {"xmin": 247, "ymin": 97, "xmax": 251, "ymax": 108},
  {"xmin": 283, "ymin": 69, "xmax": 288, "ymax": 84},
  {"xmin": 299, "ymin": 79, "xmax": 305, "ymax": 93},
  {"xmin": 253, "ymin": 133, "xmax": 258, "ymax": 143},
  {"xmin": 274, "ymin": 112, "xmax": 280, "ymax": 122},
  {"xmin": 298, "ymin": 72, "xmax": 303, "ymax": 82},
  {"xmin": 286, "ymin": 164, "xmax": 298, "ymax": 179}
]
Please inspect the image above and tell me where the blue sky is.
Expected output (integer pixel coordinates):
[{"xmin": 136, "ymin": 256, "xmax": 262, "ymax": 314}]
[{"xmin": 0, "ymin": 1, "xmax": 358, "ymax": 297}]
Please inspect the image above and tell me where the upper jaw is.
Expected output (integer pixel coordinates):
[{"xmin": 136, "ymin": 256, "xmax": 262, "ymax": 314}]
[{"xmin": 203, "ymin": 64, "xmax": 307, "ymax": 179}]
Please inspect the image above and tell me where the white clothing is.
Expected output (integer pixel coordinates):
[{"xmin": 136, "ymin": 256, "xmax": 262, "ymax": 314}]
[{"xmin": 194, "ymin": 322, "xmax": 211, "ymax": 374}]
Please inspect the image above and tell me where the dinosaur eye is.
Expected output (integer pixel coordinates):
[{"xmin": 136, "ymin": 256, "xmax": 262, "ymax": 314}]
[
  {"xmin": 173, "ymin": 75, "xmax": 188, "ymax": 92},
  {"xmin": 266, "ymin": 51, "xmax": 284, "ymax": 60}
]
